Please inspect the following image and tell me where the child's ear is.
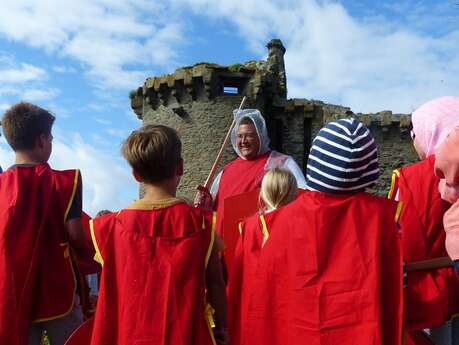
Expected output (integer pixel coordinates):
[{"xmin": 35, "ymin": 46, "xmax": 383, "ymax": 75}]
[
  {"xmin": 36, "ymin": 134, "xmax": 46, "ymax": 149},
  {"xmin": 132, "ymin": 170, "xmax": 142, "ymax": 183},
  {"xmin": 177, "ymin": 158, "xmax": 184, "ymax": 176}
]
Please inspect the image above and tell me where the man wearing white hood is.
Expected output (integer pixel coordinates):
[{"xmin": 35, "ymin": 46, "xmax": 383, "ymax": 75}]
[{"xmin": 196, "ymin": 108, "xmax": 306, "ymax": 237}]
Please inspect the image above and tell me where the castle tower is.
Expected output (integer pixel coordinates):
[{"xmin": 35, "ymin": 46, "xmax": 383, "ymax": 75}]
[
  {"xmin": 267, "ymin": 39, "xmax": 287, "ymax": 99},
  {"xmin": 130, "ymin": 39, "xmax": 415, "ymax": 199},
  {"xmin": 130, "ymin": 41, "xmax": 292, "ymax": 199}
]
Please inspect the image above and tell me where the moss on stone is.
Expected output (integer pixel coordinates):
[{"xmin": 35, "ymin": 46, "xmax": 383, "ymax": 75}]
[
  {"xmin": 228, "ymin": 64, "xmax": 243, "ymax": 73},
  {"xmin": 129, "ymin": 89, "xmax": 137, "ymax": 99}
]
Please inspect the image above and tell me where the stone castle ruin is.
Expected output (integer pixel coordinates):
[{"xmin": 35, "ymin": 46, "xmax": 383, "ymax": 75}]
[{"xmin": 130, "ymin": 39, "xmax": 418, "ymax": 199}]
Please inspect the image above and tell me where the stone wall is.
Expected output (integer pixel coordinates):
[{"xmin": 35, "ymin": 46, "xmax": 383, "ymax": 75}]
[
  {"xmin": 370, "ymin": 124, "xmax": 418, "ymax": 195},
  {"xmin": 142, "ymin": 95, "xmax": 254, "ymax": 200}
]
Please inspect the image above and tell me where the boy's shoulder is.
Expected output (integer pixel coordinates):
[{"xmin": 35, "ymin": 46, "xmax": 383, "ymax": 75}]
[
  {"xmin": 1, "ymin": 163, "xmax": 78, "ymax": 180},
  {"xmin": 95, "ymin": 200, "xmax": 212, "ymax": 238},
  {"xmin": 295, "ymin": 190, "xmax": 396, "ymax": 212},
  {"xmin": 49, "ymin": 166, "xmax": 80, "ymax": 179},
  {"xmin": 119, "ymin": 199, "xmax": 210, "ymax": 224},
  {"xmin": 398, "ymin": 155, "xmax": 435, "ymax": 177},
  {"xmin": 123, "ymin": 198, "xmax": 193, "ymax": 212}
]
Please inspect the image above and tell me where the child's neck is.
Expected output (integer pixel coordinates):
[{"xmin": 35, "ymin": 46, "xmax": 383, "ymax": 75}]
[
  {"xmin": 142, "ymin": 181, "xmax": 177, "ymax": 202},
  {"xmin": 15, "ymin": 151, "xmax": 47, "ymax": 165}
]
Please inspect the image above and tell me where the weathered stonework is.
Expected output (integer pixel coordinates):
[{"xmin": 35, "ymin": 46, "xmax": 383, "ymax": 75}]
[{"xmin": 131, "ymin": 39, "xmax": 417, "ymax": 199}]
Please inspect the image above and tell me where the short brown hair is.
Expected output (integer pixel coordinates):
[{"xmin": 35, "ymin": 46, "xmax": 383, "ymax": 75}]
[
  {"xmin": 122, "ymin": 125, "xmax": 182, "ymax": 183},
  {"xmin": 2, "ymin": 102, "xmax": 55, "ymax": 151},
  {"xmin": 239, "ymin": 117, "xmax": 254, "ymax": 126}
]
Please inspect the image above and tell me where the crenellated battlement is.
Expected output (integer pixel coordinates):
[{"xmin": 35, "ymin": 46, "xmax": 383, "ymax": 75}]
[
  {"xmin": 130, "ymin": 39, "xmax": 288, "ymax": 120},
  {"xmin": 279, "ymin": 98, "xmax": 411, "ymax": 130}
]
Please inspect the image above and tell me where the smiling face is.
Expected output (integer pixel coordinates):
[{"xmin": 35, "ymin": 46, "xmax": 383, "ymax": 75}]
[{"xmin": 236, "ymin": 121, "xmax": 260, "ymax": 160}]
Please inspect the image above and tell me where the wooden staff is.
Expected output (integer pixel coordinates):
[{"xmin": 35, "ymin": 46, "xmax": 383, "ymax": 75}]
[
  {"xmin": 406, "ymin": 256, "xmax": 454, "ymax": 272},
  {"xmin": 198, "ymin": 96, "xmax": 247, "ymax": 192}
]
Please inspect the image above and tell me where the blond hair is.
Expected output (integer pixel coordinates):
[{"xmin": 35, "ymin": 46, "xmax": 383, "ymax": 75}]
[{"xmin": 260, "ymin": 168, "xmax": 298, "ymax": 211}]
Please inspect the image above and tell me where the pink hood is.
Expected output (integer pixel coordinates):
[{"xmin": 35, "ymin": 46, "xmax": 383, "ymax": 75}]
[{"xmin": 412, "ymin": 96, "xmax": 459, "ymax": 156}]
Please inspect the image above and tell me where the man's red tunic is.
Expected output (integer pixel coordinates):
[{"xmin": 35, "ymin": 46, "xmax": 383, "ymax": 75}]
[
  {"xmin": 228, "ymin": 192, "xmax": 403, "ymax": 345},
  {"xmin": 0, "ymin": 164, "xmax": 80, "ymax": 345},
  {"xmin": 215, "ymin": 151, "xmax": 271, "ymax": 238},
  {"xmin": 389, "ymin": 155, "xmax": 459, "ymax": 330},
  {"xmin": 90, "ymin": 199, "xmax": 216, "ymax": 345}
]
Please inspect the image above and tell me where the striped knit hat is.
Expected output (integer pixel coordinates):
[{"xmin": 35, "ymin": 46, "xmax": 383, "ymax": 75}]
[{"xmin": 306, "ymin": 118, "xmax": 379, "ymax": 194}]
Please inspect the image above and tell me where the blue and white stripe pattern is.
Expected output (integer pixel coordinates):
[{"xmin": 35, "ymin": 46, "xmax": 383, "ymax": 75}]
[{"xmin": 306, "ymin": 118, "xmax": 379, "ymax": 194}]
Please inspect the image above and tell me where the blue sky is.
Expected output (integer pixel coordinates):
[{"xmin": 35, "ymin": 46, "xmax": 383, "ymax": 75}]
[{"xmin": 0, "ymin": 0, "xmax": 458, "ymax": 215}]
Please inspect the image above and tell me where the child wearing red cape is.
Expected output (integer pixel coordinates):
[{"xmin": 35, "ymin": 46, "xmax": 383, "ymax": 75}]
[
  {"xmin": 228, "ymin": 118, "xmax": 404, "ymax": 345},
  {"xmin": 389, "ymin": 97, "xmax": 459, "ymax": 342},
  {"xmin": 0, "ymin": 103, "xmax": 88, "ymax": 345},
  {"xmin": 89, "ymin": 125, "xmax": 228, "ymax": 345}
]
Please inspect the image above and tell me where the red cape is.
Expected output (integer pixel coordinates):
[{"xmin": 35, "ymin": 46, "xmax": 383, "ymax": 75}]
[
  {"xmin": 214, "ymin": 151, "xmax": 270, "ymax": 237},
  {"xmin": 222, "ymin": 189, "xmax": 260, "ymax": 273},
  {"xmin": 0, "ymin": 164, "xmax": 80, "ymax": 345},
  {"xmin": 90, "ymin": 200, "xmax": 216, "ymax": 345},
  {"xmin": 228, "ymin": 192, "xmax": 403, "ymax": 345},
  {"xmin": 390, "ymin": 155, "xmax": 459, "ymax": 329},
  {"xmin": 77, "ymin": 212, "xmax": 101, "ymax": 276}
]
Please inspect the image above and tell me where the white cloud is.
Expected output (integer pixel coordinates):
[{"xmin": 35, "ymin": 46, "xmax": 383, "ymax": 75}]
[
  {"xmin": 105, "ymin": 128, "xmax": 129, "ymax": 138},
  {"xmin": 46, "ymin": 103, "xmax": 72, "ymax": 119},
  {"xmin": 0, "ymin": 138, "xmax": 14, "ymax": 171},
  {"xmin": 94, "ymin": 117, "xmax": 112, "ymax": 125},
  {"xmin": 23, "ymin": 88, "xmax": 60, "ymax": 102},
  {"xmin": 145, "ymin": 23, "xmax": 184, "ymax": 67},
  {"xmin": 0, "ymin": 55, "xmax": 59, "ymax": 105},
  {"xmin": 52, "ymin": 65, "xmax": 77, "ymax": 74},
  {"xmin": 0, "ymin": 86, "xmax": 60, "ymax": 104},
  {"xmin": 0, "ymin": 63, "xmax": 46, "ymax": 83},
  {"xmin": 50, "ymin": 130, "xmax": 137, "ymax": 216},
  {"xmin": 0, "ymin": 0, "xmax": 184, "ymax": 89},
  {"xmin": 175, "ymin": 0, "xmax": 459, "ymax": 113},
  {"xmin": 0, "ymin": 103, "xmax": 10, "ymax": 112}
]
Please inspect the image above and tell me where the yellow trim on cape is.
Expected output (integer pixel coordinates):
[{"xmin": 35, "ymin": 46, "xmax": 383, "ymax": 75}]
[
  {"xmin": 205, "ymin": 213, "xmax": 216, "ymax": 268},
  {"xmin": 32, "ymin": 244, "xmax": 77, "ymax": 323},
  {"xmin": 238, "ymin": 222, "xmax": 243, "ymax": 234},
  {"xmin": 260, "ymin": 215, "xmax": 269, "ymax": 241},
  {"xmin": 126, "ymin": 197, "xmax": 183, "ymax": 210},
  {"xmin": 204, "ymin": 212, "xmax": 217, "ymax": 344},
  {"xmin": 90, "ymin": 219, "xmax": 104, "ymax": 266},
  {"xmin": 64, "ymin": 169, "xmax": 79, "ymax": 222},
  {"xmin": 205, "ymin": 303, "xmax": 217, "ymax": 345},
  {"xmin": 395, "ymin": 201, "xmax": 404, "ymax": 223},
  {"xmin": 212, "ymin": 212, "xmax": 216, "ymax": 233},
  {"xmin": 388, "ymin": 169, "xmax": 400, "ymax": 200},
  {"xmin": 60, "ymin": 242, "xmax": 70, "ymax": 258}
]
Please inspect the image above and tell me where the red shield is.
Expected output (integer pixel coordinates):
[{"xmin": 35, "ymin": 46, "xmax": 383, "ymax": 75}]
[{"xmin": 223, "ymin": 189, "xmax": 260, "ymax": 272}]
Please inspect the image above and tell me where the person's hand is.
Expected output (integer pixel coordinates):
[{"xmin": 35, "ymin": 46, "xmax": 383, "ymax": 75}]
[
  {"xmin": 214, "ymin": 327, "xmax": 229, "ymax": 345},
  {"xmin": 194, "ymin": 186, "xmax": 213, "ymax": 211}
]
